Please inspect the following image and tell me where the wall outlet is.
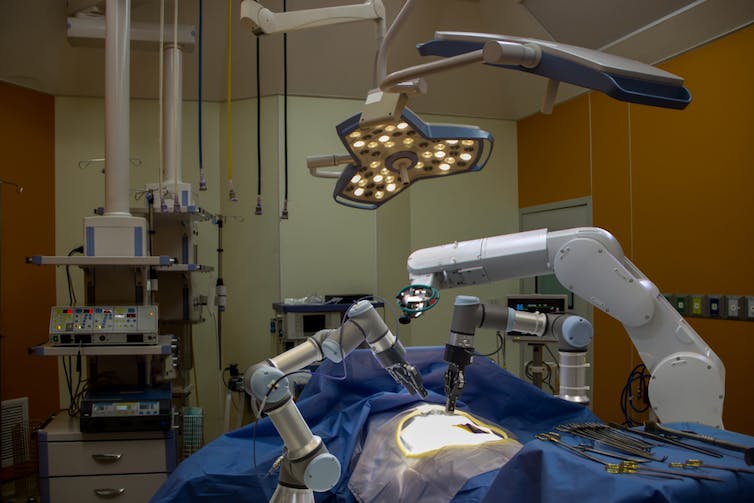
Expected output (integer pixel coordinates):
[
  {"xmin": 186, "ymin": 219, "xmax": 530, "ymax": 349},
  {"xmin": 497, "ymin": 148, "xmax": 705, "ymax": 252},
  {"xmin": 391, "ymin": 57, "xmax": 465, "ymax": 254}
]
[
  {"xmin": 689, "ymin": 295, "xmax": 706, "ymax": 316},
  {"xmin": 708, "ymin": 295, "xmax": 722, "ymax": 317},
  {"xmin": 745, "ymin": 296, "xmax": 754, "ymax": 320},
  {"xmin": 725, "ymin": 296, "xmax": 741, "ymax": 319}
]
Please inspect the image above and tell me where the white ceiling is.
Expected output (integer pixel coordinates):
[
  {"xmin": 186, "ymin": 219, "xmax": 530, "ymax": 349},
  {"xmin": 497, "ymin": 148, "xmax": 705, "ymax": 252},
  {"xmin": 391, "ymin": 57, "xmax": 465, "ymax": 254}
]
[{"xmin": 1, "ymin": 0, "xmax": 752, "ymax": 120}]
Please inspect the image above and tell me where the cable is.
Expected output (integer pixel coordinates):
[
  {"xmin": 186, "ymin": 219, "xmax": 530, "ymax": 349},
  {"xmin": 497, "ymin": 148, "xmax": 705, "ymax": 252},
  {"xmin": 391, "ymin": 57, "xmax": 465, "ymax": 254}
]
[
  {"xmin": 254, "ymin": 36, "xmax": 262, "ymax": 215},
  {"xmin": 158, "ymin": 0, "xmax": 166, "ymax": 211},
  {"xmin": 198, "ymin": 0, "xmax": 207, "ymax": 190},
  {"xmin": 524, "ymin": 360, "xmax": 555, "ymax": 394},
  {"xmin": 357, "ymin": 294, "xmax": 403, "ymax": 342},
  {"xmin": 476, "ymin": 332, "xmax": 504, "ymax": 358},
  {"xmin": 281, "ymin": 0, "xmax": 289, "ymax": 219},
  {"xmin": 63, "ymin": 353, "xmax": 88, "ymax": 417},
  {"xmin": 543, "ymin": 343, "xmax": 560, "ymax": 370},
  {"xmin": 226, "ymin": 0, "xmax": 238, "ymax": 201},
  {"xmin": 65, "ymin": 246, "xmax": 84, "ymax": 305},
  {"xmin": 620, "ymin": 363, "xmax": 651, "ymax": 426},
  {"xmin": 172, "ymin": 0, "xmax": 179, "ymax": 207}
]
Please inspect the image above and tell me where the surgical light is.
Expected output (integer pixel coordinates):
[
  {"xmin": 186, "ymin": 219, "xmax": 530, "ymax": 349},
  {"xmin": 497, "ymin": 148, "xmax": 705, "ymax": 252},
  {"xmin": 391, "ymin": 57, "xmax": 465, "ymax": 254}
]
[
  {"xmin": 416, "ymin": 31, "xmax": 692, "ymax": 112},
  {"xmin": 331, "ymin": 107, "xmax": 493, "ymax": 209}
]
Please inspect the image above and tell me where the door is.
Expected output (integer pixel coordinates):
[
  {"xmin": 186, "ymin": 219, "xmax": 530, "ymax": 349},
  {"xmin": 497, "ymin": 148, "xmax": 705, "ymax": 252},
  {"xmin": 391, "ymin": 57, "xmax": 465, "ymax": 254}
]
[{"xmin": 504, "ymin": 198, "xmax": 593, "ymax": 403}]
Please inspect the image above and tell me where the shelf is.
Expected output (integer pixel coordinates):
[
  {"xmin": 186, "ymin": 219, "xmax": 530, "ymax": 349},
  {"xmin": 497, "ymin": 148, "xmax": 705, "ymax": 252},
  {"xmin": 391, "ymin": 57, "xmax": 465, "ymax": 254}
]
[
  {"xmin": 131, "ymin": 206, "xmax": 219, "ymax": 223},
  {"xmin": 154, "ymin": 264, "xmax": 214, "ymax": 273},
  {"xmin": 34, "ymin": 335, "xmax": 174, "ymax": 357},
  {"xmin": 273, "ymin": 301, "xmax": 384, "ymax": 313},
  {"xmin": 27, "ymin": 255, "xmax": 173, "ymax": 266},
  {"xmin": 27, "ymin": 256, "xmax": 212, "ymax": 272}
]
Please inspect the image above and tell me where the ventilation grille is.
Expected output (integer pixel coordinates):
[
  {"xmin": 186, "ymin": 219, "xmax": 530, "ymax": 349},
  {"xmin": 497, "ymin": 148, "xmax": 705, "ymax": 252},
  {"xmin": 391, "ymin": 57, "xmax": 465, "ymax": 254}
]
[{"xmin": 2, "ymin": 397, "xmax": 30, "ymax": 468}]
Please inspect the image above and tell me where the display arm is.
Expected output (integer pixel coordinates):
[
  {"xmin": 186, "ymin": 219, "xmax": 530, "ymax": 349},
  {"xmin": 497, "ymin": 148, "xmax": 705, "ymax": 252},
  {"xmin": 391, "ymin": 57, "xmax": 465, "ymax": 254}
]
[
  {"xmin": 402, "ymin": 227, "xmax": 725, "ymax": 427},
  {"xmin": 243, "ymin": 301, "xmax": 425, "ymax": 502},
  {"xmin": 240, "ymin": 0, "xmax": 385, "ymax": 36},
  {"xmin": 442, "ymin": 295, "xmax": 592, "ymax": 412}
]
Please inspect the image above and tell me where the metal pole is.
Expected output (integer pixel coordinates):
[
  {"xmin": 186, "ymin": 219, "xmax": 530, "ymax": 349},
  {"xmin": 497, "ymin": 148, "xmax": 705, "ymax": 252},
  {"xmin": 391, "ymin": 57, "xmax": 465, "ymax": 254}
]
[
  {"xmin": 163, "ymin": 44, "xmax": 183, "ymax": 186},
  {"xmin": 104, "ymin": 0, "xmax": 132, "ymax": 216}
]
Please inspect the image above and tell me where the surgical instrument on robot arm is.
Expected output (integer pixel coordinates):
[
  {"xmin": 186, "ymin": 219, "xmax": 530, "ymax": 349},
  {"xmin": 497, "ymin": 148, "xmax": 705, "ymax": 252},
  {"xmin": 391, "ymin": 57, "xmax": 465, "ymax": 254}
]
[
  {"xmin": 400, "ymin": 227, "xmax": 725, "ymax": 427},
  {"xmin": 442, "ymin": 295, "xmax": 592, "ymax": 412},
  {"xmin": 242, "ymin": 300, "xmax": 425, "ymax": 502}
]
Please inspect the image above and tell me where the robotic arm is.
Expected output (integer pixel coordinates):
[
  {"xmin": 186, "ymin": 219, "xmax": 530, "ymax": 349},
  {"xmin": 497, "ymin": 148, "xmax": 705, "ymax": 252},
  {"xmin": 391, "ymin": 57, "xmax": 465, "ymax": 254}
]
[
  {"xmin": 243, "ymin": 301, "xmax": 425, "ymax": 501},
  {"xmin": 440, "ymin": 294, "xmax": 593, "ymax": 413},
  {"xmin": 399, "ymin": 227, "xmax": 725, "ymax": 427}
]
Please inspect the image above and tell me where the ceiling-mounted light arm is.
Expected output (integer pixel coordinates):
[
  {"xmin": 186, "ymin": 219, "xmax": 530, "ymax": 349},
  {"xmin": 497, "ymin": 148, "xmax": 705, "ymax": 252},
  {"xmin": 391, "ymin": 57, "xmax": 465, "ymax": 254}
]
[
  {"xmin": 374, "ymin": 0, "xmax": 417, "ymax": 87},
  {"xmin": 240, "ymin": 0, "xmax": 385, "ymax": 36},
  {"xmin": 306, "ymin": 154, "xmax": 353, "ymax": 179},
  {"xmin": 379, "ymin": 41, "xmax": 541, "ymax": 94}
]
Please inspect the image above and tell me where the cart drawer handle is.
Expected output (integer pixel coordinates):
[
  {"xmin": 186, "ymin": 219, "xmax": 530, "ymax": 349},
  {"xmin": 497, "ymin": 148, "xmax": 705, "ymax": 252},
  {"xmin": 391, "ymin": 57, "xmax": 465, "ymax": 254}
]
[
  {"xmin": 94, "ymin": 488, "xmax": 126, "ymax": 498},
  {"xmin": 92, "ymin": 453, "xmax": 123, "ymax": 463}
]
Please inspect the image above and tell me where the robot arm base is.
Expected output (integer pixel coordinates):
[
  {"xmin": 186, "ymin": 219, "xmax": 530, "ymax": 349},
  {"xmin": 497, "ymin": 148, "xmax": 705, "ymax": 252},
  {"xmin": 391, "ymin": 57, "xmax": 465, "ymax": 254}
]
[
  {"xmin": 648, "ymin": 352, "xmax": 724, "ymax": 428},
  {"xmin": 277, "ymin": 438, "xmax": 341, "ymax": 493}
]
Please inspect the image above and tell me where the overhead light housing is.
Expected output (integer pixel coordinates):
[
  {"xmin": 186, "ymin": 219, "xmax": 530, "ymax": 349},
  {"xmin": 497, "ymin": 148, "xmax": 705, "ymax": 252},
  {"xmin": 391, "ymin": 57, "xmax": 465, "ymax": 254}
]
[
  {"xmin": 417, "ymin": 31, "xmax": 692, "ymax": 110},
  {"xmin": 331, "ymin": 107, "xmax": 493, "ymax": 209}
]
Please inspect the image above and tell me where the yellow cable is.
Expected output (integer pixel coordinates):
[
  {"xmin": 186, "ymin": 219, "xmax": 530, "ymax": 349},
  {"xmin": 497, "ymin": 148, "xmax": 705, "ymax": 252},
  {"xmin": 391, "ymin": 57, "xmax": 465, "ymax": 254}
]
[{"xmin": 173, "ymin": 0, "xmax": 179, "ymax": 202}]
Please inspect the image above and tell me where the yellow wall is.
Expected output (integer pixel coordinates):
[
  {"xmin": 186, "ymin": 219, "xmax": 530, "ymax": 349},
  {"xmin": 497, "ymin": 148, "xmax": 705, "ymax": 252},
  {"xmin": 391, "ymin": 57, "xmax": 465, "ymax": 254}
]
[
  {"xmin": 517, "ymin": 25, "xmax": 754, "ymax": 434},
  {"xmin": 0, "ymin": 82, "xmax": 58, "ymax": 426},
  {"xmin": 518, "ymin": 94, "xmax": 591, "ymax": 207}
]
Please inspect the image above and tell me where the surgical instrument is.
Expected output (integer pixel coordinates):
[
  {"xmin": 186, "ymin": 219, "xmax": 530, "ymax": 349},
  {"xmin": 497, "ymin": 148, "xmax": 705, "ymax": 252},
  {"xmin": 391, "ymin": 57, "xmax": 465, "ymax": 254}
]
[
  {"xmin": 670, "ymin": 459, "xmax": 754, "ymax": 475},
  {"xmin": 612, "ymin": 461, "xmax": 723, "ymax": 482},
  {"xmin": 645, "ymin": 420, "xmax": 754, "ymax": 465},
  {"xmin": 536, "ymin": 434, "xmax": 681, "ymax": 480},
  {"xmin": 609, "ymin": 422, "xmax": 724, "ymax": 458},
  {"xmin": 555, "ymin": 423, "xmax": 665, "ymax": 462}
]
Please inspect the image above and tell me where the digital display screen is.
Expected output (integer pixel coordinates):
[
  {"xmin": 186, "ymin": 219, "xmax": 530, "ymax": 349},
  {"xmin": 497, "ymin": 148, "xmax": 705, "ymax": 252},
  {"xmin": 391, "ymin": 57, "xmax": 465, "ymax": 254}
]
[
  {"xmin": 506, "ymin": 296, "xmax": 567, "ymax": 336},
  {"xmin": 508, "ymin": 299, "xmax": 565, "ymax": 314},
  {"xmin": 302, "ymin": 314, "xmax": 326, "ymax": 333}
]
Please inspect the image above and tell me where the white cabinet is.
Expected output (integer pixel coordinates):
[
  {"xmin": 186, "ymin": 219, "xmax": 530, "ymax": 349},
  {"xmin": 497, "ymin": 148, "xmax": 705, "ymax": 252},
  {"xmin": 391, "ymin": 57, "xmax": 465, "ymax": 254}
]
[{"xmin": 39, "ymin": 414, "xmax": 176, "ymax": 503}]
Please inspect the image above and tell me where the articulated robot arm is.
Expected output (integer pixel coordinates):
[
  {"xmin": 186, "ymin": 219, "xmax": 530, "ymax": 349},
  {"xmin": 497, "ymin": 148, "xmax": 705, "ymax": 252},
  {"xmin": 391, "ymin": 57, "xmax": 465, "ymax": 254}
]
[
  {"xmin": 243, "ymin": 301, "xmax": 426, "ymax": 502},
  {"xmin": 400, "ymin": 227, "xmax": 725, "ymax": 428},
  {"xmin": 439, "ymin": 294, "xmax": 593, "ymax": 413}
]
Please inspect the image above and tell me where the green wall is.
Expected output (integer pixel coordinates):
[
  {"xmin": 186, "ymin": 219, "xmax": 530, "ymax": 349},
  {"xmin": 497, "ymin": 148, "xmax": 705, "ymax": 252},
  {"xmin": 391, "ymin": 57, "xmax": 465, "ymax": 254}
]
[{"xmin": 54, "ymin": 95, "xmax": 518, "ymax": 444}]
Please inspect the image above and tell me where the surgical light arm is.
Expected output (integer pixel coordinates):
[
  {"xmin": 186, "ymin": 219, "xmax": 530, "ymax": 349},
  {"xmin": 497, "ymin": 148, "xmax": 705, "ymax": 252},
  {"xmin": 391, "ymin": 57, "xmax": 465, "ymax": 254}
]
[
  {"xmin": 415, "ymin": 32, "xmax": 691, "ymax": 113},
  {"xmin": 240, "ymin": 0, "xmax": 385, "ymax": 36},
  {"xmin": 403, "ymin": 227, "xmax": 725, "ymax": 427},
  {"xmin": 243, "ymin": 301, "xmax": 425, "ymax": 500}
]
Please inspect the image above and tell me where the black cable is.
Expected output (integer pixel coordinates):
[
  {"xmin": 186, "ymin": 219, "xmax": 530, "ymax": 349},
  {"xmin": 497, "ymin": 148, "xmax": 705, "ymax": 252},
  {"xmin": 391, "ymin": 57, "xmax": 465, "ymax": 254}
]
[
  {"xmin": 476, "ymin": 332, "xmax": 504, "ymax": 357},
  {"xmin": 283, "ymin": 0, "xmax": 288, "ymax": 202},
  {"xmin": 543, "ymin": 344, "xmax": 560, "ymax": 370},
  {"xmin": 255, "ymin": 37, "xmax": 262, "ymax": 199},
  {"xmin": 620, "ymin": 363, "xmax": 651, "ymax": 426},
  {"xmin": 66, "ymin": 246, "xmax": 84, "ymax": 305}
]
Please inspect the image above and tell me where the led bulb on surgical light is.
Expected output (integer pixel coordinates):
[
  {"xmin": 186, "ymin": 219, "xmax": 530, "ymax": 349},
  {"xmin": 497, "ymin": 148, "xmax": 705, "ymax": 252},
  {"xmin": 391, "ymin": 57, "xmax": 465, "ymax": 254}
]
[{"xmin": 331, "ymin": 107, "xmax": 493, "ymax": 209}]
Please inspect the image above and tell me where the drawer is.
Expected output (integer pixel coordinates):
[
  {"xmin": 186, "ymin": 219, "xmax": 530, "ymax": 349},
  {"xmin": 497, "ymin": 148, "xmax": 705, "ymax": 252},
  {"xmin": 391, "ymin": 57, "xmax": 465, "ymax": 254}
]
[
  {"xmin": 46, "ymin": 439, "xmax": 168, "ymax": 476},
  {"xmin": 44, "ymin": 473, "xmax": 166, "ymax": 503}
]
